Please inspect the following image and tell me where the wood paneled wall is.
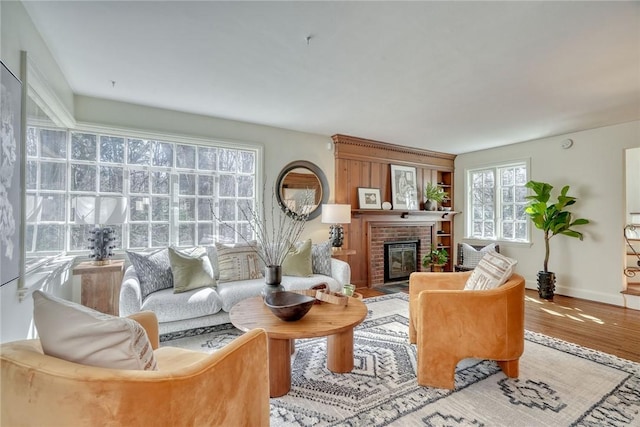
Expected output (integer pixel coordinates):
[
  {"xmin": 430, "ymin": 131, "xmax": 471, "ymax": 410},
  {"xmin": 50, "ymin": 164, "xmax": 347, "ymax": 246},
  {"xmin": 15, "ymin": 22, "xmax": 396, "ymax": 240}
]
[{"xmin": 331, "ymin": 134, "xmax": 456, "ymax": 287}]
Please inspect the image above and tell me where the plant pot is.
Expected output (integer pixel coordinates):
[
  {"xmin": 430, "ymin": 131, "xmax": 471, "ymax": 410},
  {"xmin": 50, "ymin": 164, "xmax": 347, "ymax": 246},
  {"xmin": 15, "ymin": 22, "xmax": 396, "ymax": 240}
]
[
  {"xmin": 537, "ymin": 271, "xmax": 556, "ymax": 300},
  {"xmin": 424, "ymin": 200, "xmax": 437, "ymax": 211},
  {"xmin": 430, "ymin": 264, "xmax": 445, "ymax": 272}
]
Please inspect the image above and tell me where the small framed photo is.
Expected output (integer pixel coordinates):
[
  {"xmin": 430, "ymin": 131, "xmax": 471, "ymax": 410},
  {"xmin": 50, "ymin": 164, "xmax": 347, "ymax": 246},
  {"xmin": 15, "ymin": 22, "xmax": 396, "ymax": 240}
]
[
  {"xmin": 358, "ymin": 188, "xmax": 382, "ymax": 209},
  {"xmin": 390, "ymin": 164, "xmax": 418, "ymax": 210}
]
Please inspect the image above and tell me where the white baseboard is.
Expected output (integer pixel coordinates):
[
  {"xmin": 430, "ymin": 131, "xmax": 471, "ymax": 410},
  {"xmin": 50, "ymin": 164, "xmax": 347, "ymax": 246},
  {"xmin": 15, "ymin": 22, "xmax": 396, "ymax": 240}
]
[{"xmin": 524, "ymin": 279, "xmax": 635, "ymax": 309}]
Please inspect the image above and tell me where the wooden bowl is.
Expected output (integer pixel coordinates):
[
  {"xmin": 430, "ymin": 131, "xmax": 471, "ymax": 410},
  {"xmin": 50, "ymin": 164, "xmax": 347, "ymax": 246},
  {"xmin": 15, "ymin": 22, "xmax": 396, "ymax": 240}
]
[{"xmin": 264, "ymin": 291, "xmax": 315, "ymax": 321}]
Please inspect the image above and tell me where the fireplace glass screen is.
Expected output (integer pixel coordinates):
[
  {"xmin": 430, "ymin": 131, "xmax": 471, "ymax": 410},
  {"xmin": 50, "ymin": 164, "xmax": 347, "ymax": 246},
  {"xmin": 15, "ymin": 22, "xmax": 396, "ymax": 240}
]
[{"xmin": 384, "ymin": 240, "xmax": 418, "ymax": 283}]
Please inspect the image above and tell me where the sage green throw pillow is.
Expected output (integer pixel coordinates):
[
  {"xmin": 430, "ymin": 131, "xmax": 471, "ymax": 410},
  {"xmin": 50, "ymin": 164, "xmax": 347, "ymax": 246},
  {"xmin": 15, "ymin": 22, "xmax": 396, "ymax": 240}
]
[
  {"xmin": 168, "ymin": 246, "xmax": 216, "ymax": 293},
  {"xmin": 282, "ymin": 239, "xmax": 313, "ymax": 277}
]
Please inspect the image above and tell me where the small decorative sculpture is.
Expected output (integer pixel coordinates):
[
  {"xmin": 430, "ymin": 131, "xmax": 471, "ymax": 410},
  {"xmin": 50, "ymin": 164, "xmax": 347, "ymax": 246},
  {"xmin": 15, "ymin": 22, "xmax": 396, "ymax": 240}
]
[{"xmin": 88, "ymin": 227, "xmax": 117, "ymax": 265}]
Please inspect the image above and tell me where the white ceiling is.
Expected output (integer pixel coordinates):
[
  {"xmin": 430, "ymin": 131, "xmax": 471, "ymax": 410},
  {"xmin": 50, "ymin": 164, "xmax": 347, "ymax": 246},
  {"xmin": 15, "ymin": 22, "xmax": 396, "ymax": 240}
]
[{"xmin": 23, "ymin": 1, "xmax": 640, "ymax": 154}]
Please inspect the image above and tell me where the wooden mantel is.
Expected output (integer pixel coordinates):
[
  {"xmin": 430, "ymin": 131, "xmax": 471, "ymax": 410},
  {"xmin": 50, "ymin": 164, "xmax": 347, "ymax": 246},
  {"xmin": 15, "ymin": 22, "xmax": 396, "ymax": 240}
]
[{"xmin": 352, "ymin": 210, "xmax": 459, "ymax": 221}]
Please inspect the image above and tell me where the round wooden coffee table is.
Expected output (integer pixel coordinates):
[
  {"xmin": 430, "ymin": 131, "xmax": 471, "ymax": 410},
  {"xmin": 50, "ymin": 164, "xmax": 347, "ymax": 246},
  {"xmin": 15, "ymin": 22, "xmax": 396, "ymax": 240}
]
[{"xmin": 229, "ymin": 295, "xmax": 368, "ymax": 397}]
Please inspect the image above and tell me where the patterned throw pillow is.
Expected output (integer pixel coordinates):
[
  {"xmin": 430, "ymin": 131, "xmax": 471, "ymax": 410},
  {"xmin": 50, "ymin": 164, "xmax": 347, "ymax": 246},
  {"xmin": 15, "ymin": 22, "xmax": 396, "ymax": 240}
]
[
  {"xmin": 215, "ymin": 242, "xmax": 263, "ymax": 283},
  {"xmin": 464, "ymin": 252, "xmax": 518, "ymax": 290},
  {"xmin": 461, "ymin": 243, "xmax": 497, "ymax": 268},
  {"xmin": 282, "ymin": 239, "xmax": 313, "ymax": 277},
  {"xmin": 311, "ymin": 240, "xmax": 332, "ymax": 276},
  {"xmin": 33, "ymin": 290, "xmax": 157, "ymax": 371},
  {"xmin": 167, "ymin": 246, "xmax": 216, "ymax": 293},
  {"xmin": 127, "ymin": 249, "xmax": 173, "ymax": 300}
]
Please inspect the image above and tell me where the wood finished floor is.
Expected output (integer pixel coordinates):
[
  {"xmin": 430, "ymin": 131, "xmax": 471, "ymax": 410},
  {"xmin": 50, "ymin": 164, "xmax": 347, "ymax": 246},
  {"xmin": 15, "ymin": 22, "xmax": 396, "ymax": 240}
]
[{"xmin": 358, "ymin": 287, "xmax": 640, "ymax": 363}]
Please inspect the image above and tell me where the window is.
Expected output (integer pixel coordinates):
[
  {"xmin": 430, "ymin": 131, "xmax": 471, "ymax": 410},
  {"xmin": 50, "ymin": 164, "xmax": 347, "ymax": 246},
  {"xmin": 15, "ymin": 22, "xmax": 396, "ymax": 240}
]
[
  {"xmin": 466, "ymin": 161, "xmax": 529, "ymax": 242},
  {"xmin": 25, "ymin": 125, "xmax": 259, "ymax": 263}
]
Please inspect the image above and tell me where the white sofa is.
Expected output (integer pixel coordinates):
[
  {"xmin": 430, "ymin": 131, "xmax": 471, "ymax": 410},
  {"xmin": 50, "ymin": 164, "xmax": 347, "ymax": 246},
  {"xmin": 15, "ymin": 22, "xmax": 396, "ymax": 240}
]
[{"xmin": 119, "ymin": 247, "xmax": 350, "ymax": 335}]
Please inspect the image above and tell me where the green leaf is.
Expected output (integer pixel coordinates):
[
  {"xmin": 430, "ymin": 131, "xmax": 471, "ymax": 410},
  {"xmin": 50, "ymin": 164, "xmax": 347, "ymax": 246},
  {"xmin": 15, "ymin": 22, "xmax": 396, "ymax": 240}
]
[
  {"xmin": 561, "ymin": 230, "xmax": 584, "ymax": 240},
  {"xmin": 571, "ymin": 218, "xmax": 589, "ymax": 226}
]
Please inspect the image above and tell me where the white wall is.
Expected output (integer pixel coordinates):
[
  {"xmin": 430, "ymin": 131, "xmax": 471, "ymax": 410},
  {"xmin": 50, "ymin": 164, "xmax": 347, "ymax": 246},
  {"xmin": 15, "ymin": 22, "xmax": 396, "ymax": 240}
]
[
  {"xmin": 455, "ymin": 121, "xmax": 640, "ymax": 307},
  {"xmin": 0, "ymin": 1, "xmax": 74, "ymax": 115}
]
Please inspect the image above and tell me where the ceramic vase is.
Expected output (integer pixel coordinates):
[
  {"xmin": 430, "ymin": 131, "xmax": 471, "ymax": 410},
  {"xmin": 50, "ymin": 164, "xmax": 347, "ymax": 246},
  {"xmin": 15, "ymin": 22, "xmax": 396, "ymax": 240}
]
[{"xmin": 262, "ymin": 265, "xmax": 284, "ymax": 298}]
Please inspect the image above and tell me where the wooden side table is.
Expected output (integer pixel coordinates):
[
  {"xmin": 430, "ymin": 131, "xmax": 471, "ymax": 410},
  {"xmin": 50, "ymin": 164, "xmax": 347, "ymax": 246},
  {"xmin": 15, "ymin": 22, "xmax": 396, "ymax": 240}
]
[
  {"xmin": 72, "ymin": 260, "xmax": 125, "ymax": 316},
  {"xmin": 331, "ymin": 248, "xmax": 356, "ymax": 262},
  {"xmin": 331, "ymin": 248, "xmax": 356, "ymax": 257}
]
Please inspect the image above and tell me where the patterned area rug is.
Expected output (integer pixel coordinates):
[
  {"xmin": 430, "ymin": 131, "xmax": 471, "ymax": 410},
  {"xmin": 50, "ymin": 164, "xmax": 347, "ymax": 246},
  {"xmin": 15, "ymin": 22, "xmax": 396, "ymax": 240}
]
[{"xmin": 160, "ymin": 294, "xmax": 640, "ymax": 426}]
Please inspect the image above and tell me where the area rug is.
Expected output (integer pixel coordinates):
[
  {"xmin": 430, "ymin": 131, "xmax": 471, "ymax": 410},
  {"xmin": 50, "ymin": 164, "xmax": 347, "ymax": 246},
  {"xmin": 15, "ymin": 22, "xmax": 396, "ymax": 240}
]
[{"xmin": 160, "ymin": 294, "xmax": 640, "ymax": 426}]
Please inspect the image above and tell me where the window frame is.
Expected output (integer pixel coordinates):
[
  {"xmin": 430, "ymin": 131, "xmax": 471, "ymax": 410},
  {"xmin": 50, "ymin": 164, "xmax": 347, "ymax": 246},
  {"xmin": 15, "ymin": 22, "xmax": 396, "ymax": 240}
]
[
  {"xmin": 25, "ymin": 122, "xmax": 264, "ymax": 261},
  {"xmin": 464, "ymin": 159, "xmax": 531, "ymax": 244}
]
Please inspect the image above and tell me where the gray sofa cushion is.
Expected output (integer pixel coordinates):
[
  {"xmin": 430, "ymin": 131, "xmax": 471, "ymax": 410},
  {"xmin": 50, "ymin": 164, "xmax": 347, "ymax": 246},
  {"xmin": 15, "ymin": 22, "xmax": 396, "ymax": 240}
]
[{"xmin": 141, "ymin": 286, "xmax": 223, "ymax": 323}]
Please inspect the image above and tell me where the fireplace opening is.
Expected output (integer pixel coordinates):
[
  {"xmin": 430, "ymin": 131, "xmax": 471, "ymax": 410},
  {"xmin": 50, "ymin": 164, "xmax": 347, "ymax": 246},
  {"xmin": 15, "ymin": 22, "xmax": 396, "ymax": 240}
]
[{"xmin": 384, "ymin": 240, "xmax": 419, "ymax": 283}]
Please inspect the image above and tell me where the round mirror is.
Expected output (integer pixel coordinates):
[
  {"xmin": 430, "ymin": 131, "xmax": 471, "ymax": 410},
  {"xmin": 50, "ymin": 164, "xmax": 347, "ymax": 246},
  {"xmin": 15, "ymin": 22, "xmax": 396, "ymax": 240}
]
[{"xmin": 276, "ymin": 161, "xmax": 329, "ymax": 220}]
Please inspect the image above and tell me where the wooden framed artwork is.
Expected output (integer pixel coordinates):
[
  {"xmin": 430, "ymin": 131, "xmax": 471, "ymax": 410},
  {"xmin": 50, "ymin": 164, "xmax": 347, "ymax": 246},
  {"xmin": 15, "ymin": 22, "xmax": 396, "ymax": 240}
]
[
  {"xmin": 357, "ymin": 187, "xmax": 382, "ymax": 210},
  {"xmin": 0, "ymin": 60, "xmax": 23, "ymax": 286},
  {"xmin": 390, "ymin": 164, "xmax": 418, "ymax": 210}
]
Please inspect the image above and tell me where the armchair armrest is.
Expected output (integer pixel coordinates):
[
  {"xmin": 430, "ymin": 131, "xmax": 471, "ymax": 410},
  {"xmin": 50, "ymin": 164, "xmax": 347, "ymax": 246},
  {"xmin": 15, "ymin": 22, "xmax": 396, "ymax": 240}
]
[
  {"xmin": 330, "ymin": 258, "xmax": 351, "ymax": 286},
  {"xmin": 156, "ymin": 328, "xmax": 271, "ymax": 426},
  {"xmin": 408, "ymin": 271, "xmax": 470, "ymax": 340},
  {"xmin": 409, "ymin": 271, "xmax": 471, "ymax": 294},
  {"xmin": 127, "ymin": 311, "xmax": 159, "ymax": 350},
  {"xmin": 119, "ymin": 266, "xmax": 143, "ymax": 317}
]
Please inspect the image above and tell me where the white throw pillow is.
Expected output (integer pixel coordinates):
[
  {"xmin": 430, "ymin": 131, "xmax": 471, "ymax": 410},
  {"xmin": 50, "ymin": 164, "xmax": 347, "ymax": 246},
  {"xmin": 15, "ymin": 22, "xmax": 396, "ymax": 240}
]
[
  {"xmin": 33, "ymin": 290, "xmax": 158, "ymax": 371},
  {"xmin": 461, "ymin": 243, "xmax": 497, "ymax": 268},
  {"xmin": 464, "ymin": 252, "xmax": 517, "ymax": 290}
]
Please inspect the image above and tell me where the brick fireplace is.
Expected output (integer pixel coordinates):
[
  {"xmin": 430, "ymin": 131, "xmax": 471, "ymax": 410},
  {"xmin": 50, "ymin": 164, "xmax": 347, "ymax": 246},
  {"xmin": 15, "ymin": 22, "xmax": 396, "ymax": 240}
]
[{"xmin": 368, "ymin": 222, "xmax": 434, "ymax": 286}]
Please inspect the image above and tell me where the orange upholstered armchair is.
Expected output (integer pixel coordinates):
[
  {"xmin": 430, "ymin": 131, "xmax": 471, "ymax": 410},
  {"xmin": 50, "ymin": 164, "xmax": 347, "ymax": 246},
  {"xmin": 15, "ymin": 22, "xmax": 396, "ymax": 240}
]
[
  {"xmin": 1, "ymin": 311, "xmax": 270, "ymax": 427},
  {"xmin": 409, "ymin": 271, "xmax": 525, "ymax": 389}
]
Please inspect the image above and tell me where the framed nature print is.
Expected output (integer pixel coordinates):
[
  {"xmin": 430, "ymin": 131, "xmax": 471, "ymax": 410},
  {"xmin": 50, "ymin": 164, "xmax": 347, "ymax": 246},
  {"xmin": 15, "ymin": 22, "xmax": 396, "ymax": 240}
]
[
  {"xmin": 358, "ymin": 187, "xmax": 382, "ymax": 209},
  {"xmin": 390, "ymin": 165, "xmax": 418, "ymax": 210}
]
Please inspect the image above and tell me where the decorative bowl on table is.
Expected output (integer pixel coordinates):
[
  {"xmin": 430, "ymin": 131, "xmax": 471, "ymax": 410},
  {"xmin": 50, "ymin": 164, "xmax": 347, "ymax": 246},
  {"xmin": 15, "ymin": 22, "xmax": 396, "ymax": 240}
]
[{"xmin": 264, "ymin": 291, "xmax": 315, "ymax": 321}]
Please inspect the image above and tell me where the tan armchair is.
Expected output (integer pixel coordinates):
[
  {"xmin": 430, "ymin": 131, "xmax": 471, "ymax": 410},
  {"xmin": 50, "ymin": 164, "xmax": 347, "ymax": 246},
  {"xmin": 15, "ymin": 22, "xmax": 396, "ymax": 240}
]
[
  {"xmin": 409, "ymin": 271, "xmax": 525, "ymax": 389},
  {"xmin": 1, "ymin": 311, "xmax": 270, "ymax": 427}
]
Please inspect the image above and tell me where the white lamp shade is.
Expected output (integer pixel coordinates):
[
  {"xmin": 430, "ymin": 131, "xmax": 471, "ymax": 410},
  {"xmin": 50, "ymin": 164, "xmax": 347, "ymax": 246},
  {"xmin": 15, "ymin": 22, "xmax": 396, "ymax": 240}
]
[
  {"xmin": 321, "ymin": 204, "xmax": 352, "ymax": 224},
  {"xmin": 74, "ymin": 196, "xmax": 128, "ymax": 225}
]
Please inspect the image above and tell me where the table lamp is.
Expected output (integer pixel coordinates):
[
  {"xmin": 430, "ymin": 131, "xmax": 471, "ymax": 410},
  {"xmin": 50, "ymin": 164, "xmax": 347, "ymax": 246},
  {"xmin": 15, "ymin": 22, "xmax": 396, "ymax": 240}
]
[
  {"xmin": 74, "ymin": 196, "xmax": 127, "ymax": 265},
  {"xmin": 321, "ymin": 204, "xmax": 351, "ymax": 248}
]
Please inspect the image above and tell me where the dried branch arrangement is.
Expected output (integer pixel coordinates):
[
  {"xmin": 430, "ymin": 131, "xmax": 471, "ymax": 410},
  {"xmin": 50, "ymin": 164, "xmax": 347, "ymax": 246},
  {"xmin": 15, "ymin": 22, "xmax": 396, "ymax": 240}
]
[{"xmin": 211, "ymin": 189, "xmax": 315, "ymax": 267}]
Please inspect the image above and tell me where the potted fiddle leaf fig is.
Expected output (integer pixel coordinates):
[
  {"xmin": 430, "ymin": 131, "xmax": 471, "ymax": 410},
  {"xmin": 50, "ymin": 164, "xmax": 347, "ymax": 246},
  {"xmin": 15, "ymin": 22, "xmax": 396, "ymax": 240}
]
[
  {"xmin": 422, "ymin": 245, "xmax": 449, "ymax": 272},
  {"xmin": 424, "ymin": 182, "xmax": 447, "ymax": 211},
  {"xmin": 524, "ymin": 180, "xmax": 590, "ymax": 300}
]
